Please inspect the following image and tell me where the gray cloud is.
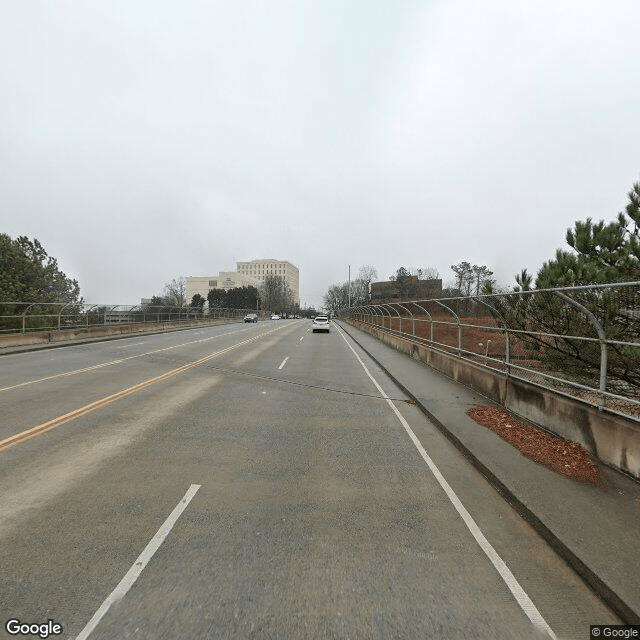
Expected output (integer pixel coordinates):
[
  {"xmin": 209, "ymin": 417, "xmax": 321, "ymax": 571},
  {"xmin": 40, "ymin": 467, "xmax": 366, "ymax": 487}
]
[{"xmin": 1, "ymin": 0, "xmax": 638, "ymax": 305}]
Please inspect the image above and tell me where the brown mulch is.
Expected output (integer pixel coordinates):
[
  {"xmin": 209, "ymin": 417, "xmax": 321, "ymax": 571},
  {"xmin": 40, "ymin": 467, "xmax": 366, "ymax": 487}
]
[{"xmin": 467, "ymin": 405, "xmax": 599, "ymax": 484}]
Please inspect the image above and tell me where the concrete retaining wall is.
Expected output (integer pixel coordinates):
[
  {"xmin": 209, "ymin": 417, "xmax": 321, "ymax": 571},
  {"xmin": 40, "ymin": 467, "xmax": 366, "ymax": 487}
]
[
  {"xmin": 349, "ymin": 320, "xmax": 640, "ymax": 480},
  {"xmin": 0, "ymin": 318, "xmax": 239, "ymax": 350}
]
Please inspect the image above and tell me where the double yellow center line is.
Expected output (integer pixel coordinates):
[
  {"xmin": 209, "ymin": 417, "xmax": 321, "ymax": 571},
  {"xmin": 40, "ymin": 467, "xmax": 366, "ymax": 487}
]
[
  {"xmin": 0, "ymin": 329, "xmax": 279, "ymax": 453},
  {"xmin": 0, "ymin": 326, "xmax": 254, "ymax": 393}
]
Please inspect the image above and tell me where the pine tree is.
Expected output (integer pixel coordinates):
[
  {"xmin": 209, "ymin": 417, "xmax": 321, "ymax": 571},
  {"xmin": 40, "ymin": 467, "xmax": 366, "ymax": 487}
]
[
  {"xmin": 536, "ymin": 180, "xmax": 640, "ymax": 287},
  {"xmin": 500, "ymin": 178, "xmax": 640, "ymax": 394}
]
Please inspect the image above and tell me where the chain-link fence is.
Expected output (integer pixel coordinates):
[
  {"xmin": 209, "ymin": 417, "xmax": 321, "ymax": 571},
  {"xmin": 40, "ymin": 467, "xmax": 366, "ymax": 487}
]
[
  {"xmin": 0, "ymin": 302, "xmax": 256, "ymax": 334},
  {"xmin": 345, "ymin": 282, "xmax": 640, "ymax": 422}
]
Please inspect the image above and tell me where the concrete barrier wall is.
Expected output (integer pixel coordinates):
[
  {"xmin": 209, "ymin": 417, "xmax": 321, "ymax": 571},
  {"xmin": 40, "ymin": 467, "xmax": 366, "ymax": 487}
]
[
  {"xmin": 349, "ymin": 320, "xmax": 640, "ymax": 480},
  {"xmin": 0, "ymin": 318, "xmax": 240, "ymax": 350}
]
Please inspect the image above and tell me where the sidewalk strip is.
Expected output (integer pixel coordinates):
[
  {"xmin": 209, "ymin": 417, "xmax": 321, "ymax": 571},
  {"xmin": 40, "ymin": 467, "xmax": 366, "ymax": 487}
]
[
  {"xmin": 74, "ymin": 484, "xmax": 201, "ymax": 640},
  {"xmin": 336, "ymin": 324, "xmax": 558, "ymax": 640}
]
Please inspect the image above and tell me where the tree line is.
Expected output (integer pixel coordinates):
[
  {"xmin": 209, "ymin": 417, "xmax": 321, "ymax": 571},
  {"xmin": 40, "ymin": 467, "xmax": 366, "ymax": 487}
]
[
  {"xmin": 322, "ymin": 263, "xmax": 497, "ymax": 312},
  {"xmin": 146, "ymin": 272, "xmax": 297, "ymax": 315},
  {"xmin": 323, "ymin": 176, "xmax": 640, "ymax": 310},
  {"xmin": 325, "ymin": 178, "xmax": 640, "ymax": 396},
  {"xmin": 323, "ymin": 265, "xmax": 378, "ymax": 315}
]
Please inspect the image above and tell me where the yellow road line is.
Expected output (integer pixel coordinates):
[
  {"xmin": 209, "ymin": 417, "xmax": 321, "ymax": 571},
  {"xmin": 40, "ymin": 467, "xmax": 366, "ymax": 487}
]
[
  {"xmin": 0, "ymin": 327, "xmax": 283, "ymax": 453},
  {"xmin": 0, "ymin": 325, "xmax": 260, "ymax": 393}
]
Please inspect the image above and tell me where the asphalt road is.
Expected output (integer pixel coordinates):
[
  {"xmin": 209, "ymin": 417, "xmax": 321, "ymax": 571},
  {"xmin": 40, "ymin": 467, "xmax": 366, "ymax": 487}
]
[{"xmin": 0, "ymin": 320, "xmax": 619, "ymax": 639}]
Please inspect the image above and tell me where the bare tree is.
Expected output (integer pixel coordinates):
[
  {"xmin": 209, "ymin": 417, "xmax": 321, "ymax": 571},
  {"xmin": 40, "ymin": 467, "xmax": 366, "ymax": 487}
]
[
  {"xmin": 414, "ymin": 267, "xmax": 439, "ymax": 280},
  {"xmin": 323, "ymin": 282, "xmax": 349, "ymax": 314},
  {"xmin": 163, "ymin": 277, "xmax": 187, "ymax": 306},
  {"xmin": 471, "ymin": 264, "xmax": 495, "ymax": 295},
  {"xmin": 450, "ymin": 262, "xmax": 473, "ymax": 296},
  {"xmin": 260, "ymin": 275, "xmax": 294, "ymax": 312},
  {"xmin": 450, "ymin": 262, "xmax": 495, "ymax": 296},
  {"xmin": 356, "ymin": 264, "xmax": 378, "ymax": 302},
  {"xmin": 349, "ymin": 279, "xmax": 368, "ymax": 306}
]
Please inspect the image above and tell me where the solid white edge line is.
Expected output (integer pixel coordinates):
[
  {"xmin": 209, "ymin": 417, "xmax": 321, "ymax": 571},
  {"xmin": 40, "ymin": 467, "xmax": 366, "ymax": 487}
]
[
  {"xmin": 74, "ymin": 484, "xmax": 201, "ymax": 640},
  {"xmin": 335, "ymin": 326, "xmax": 557, "ymax": 640},
  {"xmin": 278, "ymin": 357, "xmax": 289, "ymax": 370}
]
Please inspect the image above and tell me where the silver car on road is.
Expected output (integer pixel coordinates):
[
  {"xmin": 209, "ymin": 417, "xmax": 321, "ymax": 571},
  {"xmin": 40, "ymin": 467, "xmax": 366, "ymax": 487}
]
[{"xmin": 312, "ymin": 316, "xmax": 330, "ymax": 333}]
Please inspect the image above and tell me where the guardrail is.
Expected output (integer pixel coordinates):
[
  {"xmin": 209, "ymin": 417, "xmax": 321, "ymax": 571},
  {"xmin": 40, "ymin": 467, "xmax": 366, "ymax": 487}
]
[
  {"xmin": 0, "ymin": 302, "xmax": 258, "ymax": 334},
  {"xmin": 344, "ymin": 282, "xmax": 640, "ymax": 423}
]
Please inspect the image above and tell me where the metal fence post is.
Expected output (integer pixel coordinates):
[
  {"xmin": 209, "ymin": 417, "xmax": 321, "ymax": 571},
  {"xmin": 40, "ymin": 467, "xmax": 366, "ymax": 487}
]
[
  {"xmin": 372, "ymin": 306, "xmax": 383, "ymax": 328},
  {"xmin": 410, "ymin": 302, "xmax": 433, "ymax": 343},
  {"xmin": 432, "ymin": 300, "xmax": 461, "ymax": 356},
  {"xmin": 555, "ymin": 291, "xmax": 608, "ymax": 410},
  {"xmin": 22, "ymin": 303, "xmax": 37, "ymax": 333},
  {"xmin": 397, "ymin": 303, "xmax": 415, "ymax": 337},
  {"xmin": 381, "ymin": 304, "xmax": 400, "ymax": 332},
  {"xmin": 473, "ymin": 296, "xmax": 510, "ymax": 375}
]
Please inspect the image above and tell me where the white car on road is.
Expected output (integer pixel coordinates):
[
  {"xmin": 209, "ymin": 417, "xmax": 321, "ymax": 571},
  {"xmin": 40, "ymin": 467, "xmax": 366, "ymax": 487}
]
[{"xmin": 312, "ymin": 316, "xmax": 330, "ymax": 333}]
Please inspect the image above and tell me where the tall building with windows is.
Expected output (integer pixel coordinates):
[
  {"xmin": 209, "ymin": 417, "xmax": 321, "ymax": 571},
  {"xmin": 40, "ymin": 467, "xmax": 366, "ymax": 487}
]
[
  {"xmin": 186, "ymin": 259, "xmax": 299, "ymax": 306},
  {"xmin": 236, "ymin": 259, "xmax": 299, "ymax": 305}
]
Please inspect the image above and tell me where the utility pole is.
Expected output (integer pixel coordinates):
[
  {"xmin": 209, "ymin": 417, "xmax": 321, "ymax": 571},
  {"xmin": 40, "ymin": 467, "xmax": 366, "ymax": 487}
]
[{"xmin": 348, "ymin": 265, "xmax": 351, "ymax": 308}]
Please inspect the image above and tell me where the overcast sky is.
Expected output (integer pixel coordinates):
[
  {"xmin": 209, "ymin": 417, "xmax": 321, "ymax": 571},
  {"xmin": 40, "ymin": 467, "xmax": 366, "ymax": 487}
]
[{"xmin": 1, "ymin": 1, "xmax": 639, "ymax": 307}]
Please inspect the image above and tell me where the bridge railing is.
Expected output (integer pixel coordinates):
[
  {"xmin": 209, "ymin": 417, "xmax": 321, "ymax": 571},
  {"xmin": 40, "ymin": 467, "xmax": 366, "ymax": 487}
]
[
  {"xmin": 0, "ymin": 302, "xmax": 256, "ymax": 334},
  {"xmin": 343, "ymin": 281, "xmax": 640, "ymax": 422}
]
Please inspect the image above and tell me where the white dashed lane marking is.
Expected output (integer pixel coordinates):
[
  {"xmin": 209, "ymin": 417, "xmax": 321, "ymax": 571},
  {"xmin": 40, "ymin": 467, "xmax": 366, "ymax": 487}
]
[{"xmin": 74, "ymin": 484, "xmax": 201, "ymax": 640}]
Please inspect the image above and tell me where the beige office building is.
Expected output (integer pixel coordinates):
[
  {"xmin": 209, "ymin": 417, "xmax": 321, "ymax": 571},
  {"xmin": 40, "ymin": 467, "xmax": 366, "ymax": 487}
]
[
  {"xmin": 185, "ymin": 273, "xmax": 256, "ymax": 303},
  {"xmin": 236, "ymin": 259, "xmax": 299, "ymax": 305},
  {"xmin": 186, "ymin": 259, "xmax": 299, "ymax": 306}
]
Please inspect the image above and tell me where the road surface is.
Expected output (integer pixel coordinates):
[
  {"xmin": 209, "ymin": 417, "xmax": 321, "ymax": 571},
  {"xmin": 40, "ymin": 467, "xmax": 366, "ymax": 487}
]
[{"xmin": 0, "ymin": 320, "xmax": 618, "ymax": 639}]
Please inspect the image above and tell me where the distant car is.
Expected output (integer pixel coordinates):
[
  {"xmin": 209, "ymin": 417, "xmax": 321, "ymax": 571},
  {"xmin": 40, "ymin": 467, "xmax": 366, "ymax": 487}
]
[
  {"xmin": 271, "ymin": 314, "xmax": 280, "ymax": 320},
  {"xmin": 244, "ymin": 313, "xmax": 258, "ymax": 323},
  {"xmin": 312, "ymin": 315, "xmax": 330, "ymax": 333}
]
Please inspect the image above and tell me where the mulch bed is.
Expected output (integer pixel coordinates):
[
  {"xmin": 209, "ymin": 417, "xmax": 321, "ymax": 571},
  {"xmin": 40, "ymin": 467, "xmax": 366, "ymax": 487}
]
[{"xmin": 467, "ymin": 405, "xmax": 598, "ymax": 484}]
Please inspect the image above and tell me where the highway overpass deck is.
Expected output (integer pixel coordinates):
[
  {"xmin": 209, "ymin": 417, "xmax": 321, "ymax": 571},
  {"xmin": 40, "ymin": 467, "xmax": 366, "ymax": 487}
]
[{"xmin": 0, "ymin": 318, "xmax": 636, "ymax": 639}]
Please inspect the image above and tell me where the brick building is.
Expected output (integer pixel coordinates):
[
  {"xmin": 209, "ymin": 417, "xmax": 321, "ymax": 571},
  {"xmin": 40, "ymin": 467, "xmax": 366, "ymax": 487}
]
[{"xmin": 370, "ymin": 277, "xmax": 442, "ymax": 303}]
